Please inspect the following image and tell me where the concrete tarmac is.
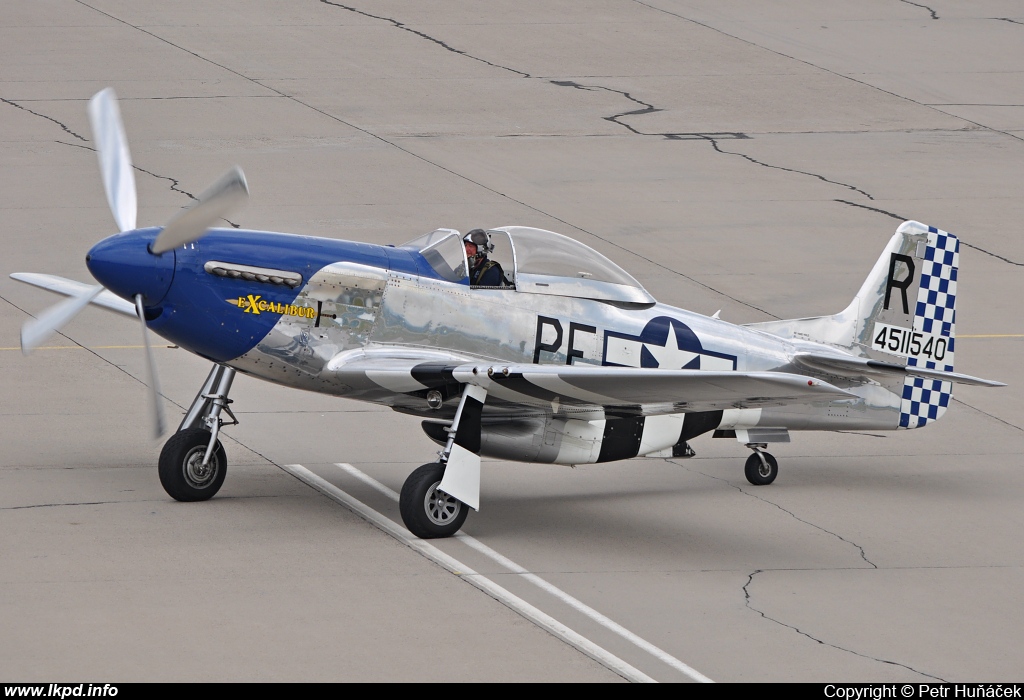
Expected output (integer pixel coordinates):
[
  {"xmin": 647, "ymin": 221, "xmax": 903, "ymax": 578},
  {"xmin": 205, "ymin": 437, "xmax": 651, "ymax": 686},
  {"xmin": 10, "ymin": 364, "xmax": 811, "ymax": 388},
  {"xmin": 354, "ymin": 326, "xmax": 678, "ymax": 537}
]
[{"xmin": 1, "ymin": 0, "xmax": 1021, "ymax": 682}]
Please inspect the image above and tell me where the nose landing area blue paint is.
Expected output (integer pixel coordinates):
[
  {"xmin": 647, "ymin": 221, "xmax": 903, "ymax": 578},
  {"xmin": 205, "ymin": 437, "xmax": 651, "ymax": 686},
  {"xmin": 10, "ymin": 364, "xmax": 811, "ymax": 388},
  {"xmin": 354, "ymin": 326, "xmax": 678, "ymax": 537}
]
[{"xmin": 146, "ymin": 229, "xmax": 395, "ymax": 362}]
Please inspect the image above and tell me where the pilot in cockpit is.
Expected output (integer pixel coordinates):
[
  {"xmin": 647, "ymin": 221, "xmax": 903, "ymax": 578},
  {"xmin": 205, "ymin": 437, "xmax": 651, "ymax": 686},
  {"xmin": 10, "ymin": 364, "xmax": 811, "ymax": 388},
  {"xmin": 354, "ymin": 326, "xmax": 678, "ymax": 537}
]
[{"xmin": 464, "ymin": 229, "xmax": 506, "ymax": 287}]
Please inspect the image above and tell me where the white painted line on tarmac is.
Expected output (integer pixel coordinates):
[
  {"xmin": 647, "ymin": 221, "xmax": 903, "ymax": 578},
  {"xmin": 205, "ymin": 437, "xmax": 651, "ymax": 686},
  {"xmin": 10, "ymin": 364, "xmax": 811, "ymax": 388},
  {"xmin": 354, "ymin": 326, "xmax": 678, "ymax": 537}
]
[
  {"xmin": 334, "ymin": 462, "xmax": 714, "ymax": 684},
  {"xmin": 281, "ymin": 463, "xmax": 655, "ymax": 683}
]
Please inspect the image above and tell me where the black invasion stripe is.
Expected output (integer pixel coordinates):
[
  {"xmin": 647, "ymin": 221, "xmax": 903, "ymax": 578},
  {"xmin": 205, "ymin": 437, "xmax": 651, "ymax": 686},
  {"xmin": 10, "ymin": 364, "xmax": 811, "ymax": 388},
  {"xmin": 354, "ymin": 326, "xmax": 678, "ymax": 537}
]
[
  {"xmin": 453, "ymin": 396, "xmax": 484, "ymax": 454},
  {"xmin": 680, "ymin": 411, "xmax": 724, "ymax": 443},
  {"xmin": 497, "ymin": 373, "xmax": 596, "ymax": 405},
  {"xmin": 410, "ymin": 363, "xmax": 462, "ymax": 400},
  {"xmin": 597, "ymin": 415, "xmax": 645, "ymax": 463}
]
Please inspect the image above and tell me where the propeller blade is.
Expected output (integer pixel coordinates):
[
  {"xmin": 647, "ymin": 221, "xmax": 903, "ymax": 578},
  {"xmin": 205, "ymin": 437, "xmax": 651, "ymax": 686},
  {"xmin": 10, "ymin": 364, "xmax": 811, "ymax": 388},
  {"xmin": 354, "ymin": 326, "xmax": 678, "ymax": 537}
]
[
  {"xmin": 88, "ymin": 88, "xmax": 137, "ymax": 233},
  {"xmin": 21, "ymin": 285, "xmax": 104, "ymax": 354},
  {"xmin": 135, "ymin": 295, "xmax": 167, "ymax": 438},
  {"xmin": 150, "ymin": 166, "xmax": 249, "ymax": 254}
]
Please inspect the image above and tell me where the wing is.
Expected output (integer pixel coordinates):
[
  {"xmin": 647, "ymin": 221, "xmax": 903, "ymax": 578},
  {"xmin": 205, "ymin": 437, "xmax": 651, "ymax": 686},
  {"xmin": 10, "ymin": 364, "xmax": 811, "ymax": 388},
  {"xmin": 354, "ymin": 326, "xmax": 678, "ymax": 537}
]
[
  {"xmin": 327, "ymin": 349, "xmax": 855, "ymax": 413},
  {"xmin": 10, "ymin": 273, "xmax": 136, "ymax": 317},
  {"xmin": 792, "ymin": 352, "xmax": 1005, "ymax": 388},
  {"xmin": 460, "ymin": 364, "xmax": 855, "ymax": 412}
]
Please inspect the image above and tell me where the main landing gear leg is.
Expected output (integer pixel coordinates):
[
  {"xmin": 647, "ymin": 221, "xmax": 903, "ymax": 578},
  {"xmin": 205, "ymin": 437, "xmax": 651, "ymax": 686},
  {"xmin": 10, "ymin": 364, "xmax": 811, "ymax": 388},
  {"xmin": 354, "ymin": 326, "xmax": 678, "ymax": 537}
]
[
  {"xmin": 399, "ymin": 383, "xmax": 486, "ymax": 539},
  {"xmin": 744, "ymin": 443, "xmax": 778, "ymax": 486},
  {"xmin": 158, "ymin": 364, "xmax": 239, "ymax": 502}
]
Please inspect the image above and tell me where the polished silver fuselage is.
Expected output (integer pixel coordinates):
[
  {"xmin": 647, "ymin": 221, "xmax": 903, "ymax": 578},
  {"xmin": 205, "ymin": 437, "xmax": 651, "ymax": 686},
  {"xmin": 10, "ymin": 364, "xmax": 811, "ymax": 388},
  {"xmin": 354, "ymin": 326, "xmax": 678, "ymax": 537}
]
[{"xmin": 226, "ymin": 260, "xmax": 901, "ymax": 434}]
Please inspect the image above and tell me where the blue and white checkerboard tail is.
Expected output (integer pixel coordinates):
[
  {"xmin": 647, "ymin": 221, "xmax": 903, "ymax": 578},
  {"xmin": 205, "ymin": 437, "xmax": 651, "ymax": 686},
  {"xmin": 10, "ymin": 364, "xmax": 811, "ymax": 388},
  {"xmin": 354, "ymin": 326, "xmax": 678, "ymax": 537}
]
[
  {"xmin": 745, "ymin": 220, "xmax": 982, "ymax": 428},
  {"xmin": 898, "ymin": 224, "xmax": 958, "ymax": 429},
  {"xmin": 843, "ymin": 221, "xmax": 958, "ymax": 429}
]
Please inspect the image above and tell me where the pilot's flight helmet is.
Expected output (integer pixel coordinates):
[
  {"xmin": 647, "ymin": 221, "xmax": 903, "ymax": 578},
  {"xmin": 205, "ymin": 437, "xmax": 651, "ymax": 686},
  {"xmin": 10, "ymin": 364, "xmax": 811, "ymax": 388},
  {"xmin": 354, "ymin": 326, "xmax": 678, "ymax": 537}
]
[
  {"xmin": 464, "ymin": 229, "xmax": 493, "ymax": 254},
  {"xmin": 463, "ymin": 229, "xmax": 493, "ymax": 267}
]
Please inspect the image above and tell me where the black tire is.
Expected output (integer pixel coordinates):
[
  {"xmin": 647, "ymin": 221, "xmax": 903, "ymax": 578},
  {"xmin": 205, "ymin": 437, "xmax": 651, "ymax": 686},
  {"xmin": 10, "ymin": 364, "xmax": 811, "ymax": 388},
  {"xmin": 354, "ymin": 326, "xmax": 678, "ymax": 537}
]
[
  {"xmin": 158, "ymin": 428, "xmax": 227, "ymax": 501},
  {"xmin": 744, "ymin": 451, "xmax": 778, "ymax": 486},
  {"xmin": 399, "ymin": 462, "xmax": 469, "ymax": 539}
]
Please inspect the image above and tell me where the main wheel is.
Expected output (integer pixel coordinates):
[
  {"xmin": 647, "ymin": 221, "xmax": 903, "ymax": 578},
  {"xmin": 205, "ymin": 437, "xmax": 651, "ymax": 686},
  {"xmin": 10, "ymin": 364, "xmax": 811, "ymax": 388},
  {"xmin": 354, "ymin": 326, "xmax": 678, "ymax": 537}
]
[
  {"xmin": 158, "ymin": 428, "xmax": 227, "ymax": 501},
  {"xmin": 399, "ymin": 462, "xmax": 469, "ymax": 539},
  {"xmin": 744, "ymin": 451, "xmax": 778, "ymax": 486}
]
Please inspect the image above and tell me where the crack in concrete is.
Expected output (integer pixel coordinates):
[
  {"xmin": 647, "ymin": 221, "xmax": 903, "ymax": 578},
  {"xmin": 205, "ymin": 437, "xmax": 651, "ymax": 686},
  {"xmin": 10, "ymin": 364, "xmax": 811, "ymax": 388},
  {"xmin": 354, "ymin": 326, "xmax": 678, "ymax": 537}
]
[
  {"xmin": 3, "ymin": 50, "xmax": 239, "ymax": 228},
  {"xmin": 56, "ymin": 140, "xmax": 240, "ymax": 229},
  {"xmin": 681, "ymin": 460, "xmax": 877, "ymax": 568},
  {"xmin": 836, "ymin": 199, "xmax": 1024, "ymax": 266},
  {"xmin": 57, "ymin": 137, "xmax": 197, "ymax": 202},
  {"xmin": 320, "ymin": 0, "xmax": 530, "ymax": 77},
  {"xmin": 550, "ymin": 80, "xmax": 876, "ymax": 205},
  {"xmin": 704, "ymin": 137, "xmax": 875, "ymax": 200},
  {"xmin": 631, "ymin": 0, "xmax": 1023, "ymax": 148},
  {"xmin": 834, "ymin": 199, "xmax": 904, "ymax": 221},
  {"xmin": 319, "ymin": 4, "xmax": 756, "ymax": 145},
  {"xmin": 743, "ymin": 570, "xmax": 948, "ymax": 681},
  {"xmin": 549, "ymin": 80, "xmax": 748, "ymax": 140},
  {"xmin": 1, "ymin": 501, "xmax": 121, "ymax": 510},
  {"xmin": 551, "ymin": 80, "xmax": 660, "ymax": 136},
  {"xmin": 2, "ymin": 86, "xmax": 246, "ymax": 227},
  {"xmin": 993, "ymin": 18, "xmax": 1024, "ymax": 25},
  {"xmin": 960, "ymin": 241, "xmax": 1024, "ymax": 266},
  {"xmin": 1, "ymin": 97, "xmax": 88, "ymax": 141},
  {"xmin": 952, "ymin": 397, "xmax": 1023, "ymax": 432},
  {"xmin": 899, "ymin": 1, "xmax": 939, "ymax": 20}
]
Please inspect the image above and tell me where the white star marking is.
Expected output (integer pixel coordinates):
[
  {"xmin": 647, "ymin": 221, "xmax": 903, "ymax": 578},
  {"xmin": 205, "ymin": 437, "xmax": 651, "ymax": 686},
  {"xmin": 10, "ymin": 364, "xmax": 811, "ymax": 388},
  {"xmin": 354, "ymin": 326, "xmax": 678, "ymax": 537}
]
[{"xmin": 644, "ymin": 321, "xmax": 699, "ymax": 369}]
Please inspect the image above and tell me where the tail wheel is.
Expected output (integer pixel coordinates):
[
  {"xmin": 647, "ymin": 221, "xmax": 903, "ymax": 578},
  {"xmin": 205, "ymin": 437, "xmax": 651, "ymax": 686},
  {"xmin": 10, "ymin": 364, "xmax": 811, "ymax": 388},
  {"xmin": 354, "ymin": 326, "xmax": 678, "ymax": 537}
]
[
  {"xmin": 744, "ymin": 451, "xmax": 778, "ymax": 486},
  {"xmin": 158, "ymin": 428, "xmax": 227, "ymax": 501},
  {"xmin": 399, "ymin": 462, "xmax": 469, "ymax": 539}
]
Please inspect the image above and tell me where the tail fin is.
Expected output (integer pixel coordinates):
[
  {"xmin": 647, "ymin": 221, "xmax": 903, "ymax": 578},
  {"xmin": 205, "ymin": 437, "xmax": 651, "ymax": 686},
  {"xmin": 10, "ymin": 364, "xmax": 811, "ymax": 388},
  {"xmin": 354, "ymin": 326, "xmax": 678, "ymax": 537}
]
[{"xmin": 748, "ymin": 221, "xmax": 959, "ymax": 428}]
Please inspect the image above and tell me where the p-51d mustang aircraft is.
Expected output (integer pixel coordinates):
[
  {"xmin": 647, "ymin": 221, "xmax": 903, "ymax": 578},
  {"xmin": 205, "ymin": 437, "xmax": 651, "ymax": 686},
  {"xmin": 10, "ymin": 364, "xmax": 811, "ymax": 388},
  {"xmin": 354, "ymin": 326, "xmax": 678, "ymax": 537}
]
[{"xmin": 13, "ymin": 89, "xmax": 1004, "ymax": 538}]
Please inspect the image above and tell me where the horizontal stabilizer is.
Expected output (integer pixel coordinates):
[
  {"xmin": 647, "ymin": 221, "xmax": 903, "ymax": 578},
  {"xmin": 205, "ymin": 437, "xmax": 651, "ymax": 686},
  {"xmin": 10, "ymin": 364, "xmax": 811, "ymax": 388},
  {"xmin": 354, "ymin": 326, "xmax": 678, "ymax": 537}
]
[
  {"xmin": 10, "ymin": 273, "xmax": 137, "ymax": 317},
  {"xmin": 793, "ymin": 352, "xmax": 1005, "ymax": 388}
]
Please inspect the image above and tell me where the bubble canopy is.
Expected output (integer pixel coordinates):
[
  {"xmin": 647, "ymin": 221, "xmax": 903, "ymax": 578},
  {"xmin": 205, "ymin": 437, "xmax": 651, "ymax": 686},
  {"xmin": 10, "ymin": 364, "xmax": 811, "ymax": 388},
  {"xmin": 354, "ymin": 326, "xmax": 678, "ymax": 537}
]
[{"xmin": 400, "ymin": 226, "xmax": 655, "ymax": 304}]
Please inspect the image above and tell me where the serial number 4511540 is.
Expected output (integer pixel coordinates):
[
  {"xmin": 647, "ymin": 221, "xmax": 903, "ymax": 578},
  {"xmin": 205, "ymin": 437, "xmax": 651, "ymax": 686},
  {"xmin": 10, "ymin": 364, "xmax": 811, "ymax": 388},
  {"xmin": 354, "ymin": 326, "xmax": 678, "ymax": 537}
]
[{"xmin": 871, "ymin": 322, "xmax": 949, "ymax": 362}]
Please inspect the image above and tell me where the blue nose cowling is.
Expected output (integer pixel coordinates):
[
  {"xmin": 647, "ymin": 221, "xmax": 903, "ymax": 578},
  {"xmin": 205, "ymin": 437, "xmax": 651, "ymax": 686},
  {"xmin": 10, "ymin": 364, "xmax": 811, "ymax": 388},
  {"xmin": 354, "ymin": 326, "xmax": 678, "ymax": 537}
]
[{"xmin": 86, "ymin": 227, "xmax": 175, "ymax": 305}]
